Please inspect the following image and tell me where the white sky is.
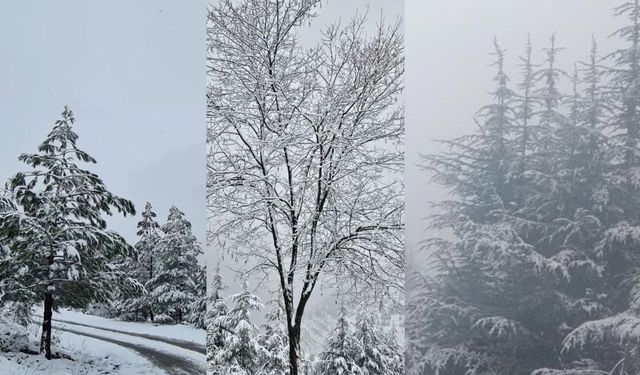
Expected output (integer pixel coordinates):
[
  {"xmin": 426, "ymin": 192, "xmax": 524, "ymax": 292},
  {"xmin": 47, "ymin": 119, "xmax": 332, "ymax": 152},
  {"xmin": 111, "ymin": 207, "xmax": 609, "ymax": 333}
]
[
  {"xmin": 1, "ymin": 0, "xmax": 621, "ymax": 306},
  {"xmin": 0, "ymin": 1, "xmax": 207, "ymax": 244},
  {"xmin": 405, "ymin": 0, "xmax": 621, "ymax": 269}
]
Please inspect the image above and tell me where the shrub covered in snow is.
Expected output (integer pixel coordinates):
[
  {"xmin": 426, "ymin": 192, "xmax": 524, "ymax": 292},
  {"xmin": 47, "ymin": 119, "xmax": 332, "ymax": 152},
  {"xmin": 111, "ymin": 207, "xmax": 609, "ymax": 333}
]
[{"xmin": 0, "ymin": 312, "xmax": 38, "ymax": 354}]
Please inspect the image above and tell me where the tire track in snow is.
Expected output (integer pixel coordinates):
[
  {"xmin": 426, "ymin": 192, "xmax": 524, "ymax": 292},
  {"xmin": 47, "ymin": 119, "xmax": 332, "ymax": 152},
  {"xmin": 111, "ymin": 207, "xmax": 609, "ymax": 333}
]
[
  {"xmin": 53, "ymin": 326, "xmax": 203, "ymax": 375},
  {"xmin": 34, "ymin": 315, "xmax": 205, "ymax": 354}
]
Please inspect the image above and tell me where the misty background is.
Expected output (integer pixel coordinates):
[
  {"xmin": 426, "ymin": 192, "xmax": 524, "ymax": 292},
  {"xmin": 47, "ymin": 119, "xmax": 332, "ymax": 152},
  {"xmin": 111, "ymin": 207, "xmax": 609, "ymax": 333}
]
[
  {"xmin": 0, "ymin": 1, "xmax": 206, "ymax": 245},
  {"xmin": 405, "ymin": 0, "xmax": 622, "ymax": 270}
]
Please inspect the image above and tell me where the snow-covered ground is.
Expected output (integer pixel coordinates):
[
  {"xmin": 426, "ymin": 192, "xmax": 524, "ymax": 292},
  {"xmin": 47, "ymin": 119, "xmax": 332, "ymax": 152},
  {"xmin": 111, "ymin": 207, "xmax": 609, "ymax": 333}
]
[
  {"xmin": 2, "ymin": 331, "xmax": 159, "ymax": 375},
  {"xmin": 1, "ymin": 308, "xmax": 205, "ymax": 375},
  {"xmin": 50, "ymin": 308, "xmax": 205, "ymax": 346}
]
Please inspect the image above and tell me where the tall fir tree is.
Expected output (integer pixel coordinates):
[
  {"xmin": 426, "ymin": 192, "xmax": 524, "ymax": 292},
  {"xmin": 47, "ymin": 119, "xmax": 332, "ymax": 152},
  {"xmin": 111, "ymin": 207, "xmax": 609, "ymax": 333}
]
[
  {"xmin": 0, "ymin": 107, "xmax": 136, "ymax": 359},
  {"xmin": 551, "ymin": 2, "xmax": 640, "ymax": 373},
  {"xmin": 118, "ymin": 201, "xmax": 162, "ymax": 322},
  {"xmin": 214, "ymin": 280, "xmax": 263, "ymax": 374},
  {"xmin": 207, "ymin": 264, "xmax": 230, "ymax": 374},
  {"xmin": 187, "ymin": 264, "xmax": 208, "ymax": 329},
  {"xmin": 411, "ymin": 3, "xmax": 640, "ymax": 373},
  {"xmin": 354, "ymin": 315, "xmax": 403, "ymax": 375},
  {"xmin": 257, "ymin": 301, "xmax": 289, "ymax": 375},
  {"xmin": 147, "ymin": 206, "xmax": 202, "ymax": 323},
  {"xmin": 411, "ymin": 37, "xmax": 606, "ymax": 374},
  {"xmin": 315, "ymin": 308, "xmax": 364, "ymax": 375}
]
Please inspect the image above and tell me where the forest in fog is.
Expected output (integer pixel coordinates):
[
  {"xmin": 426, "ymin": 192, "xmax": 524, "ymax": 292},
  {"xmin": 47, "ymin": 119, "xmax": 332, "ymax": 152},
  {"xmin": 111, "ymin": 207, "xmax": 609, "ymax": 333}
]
[{"xmin": 409, "ymin": 1, "xmax": 640, "ymax": 374}]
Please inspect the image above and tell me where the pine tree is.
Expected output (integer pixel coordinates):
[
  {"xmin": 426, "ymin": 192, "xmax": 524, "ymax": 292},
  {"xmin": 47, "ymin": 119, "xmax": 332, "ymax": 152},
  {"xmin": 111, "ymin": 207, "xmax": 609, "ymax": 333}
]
[
  {"xmin": 207, "ymin": 264, "xmax": 230, "ymax": 374},
  {"xmin": 354, "ymin": 315, "xmax": 403, "ymax": 375},
  {"xmin": 609, "ymin": 0, "xmax": 640, "ymax": 167},
  {"xmin": 315, "ymin": 308, "xmax": 364, "ymax": 375},
  {"xmin": 411, "ymin": 3, "xmax": 640, "ymax": 372},
  {"xmin": 0, "ymin": 107, "xmax": 136, "ymax": 359},
  {"xmin": 187, "ymin": 264, "xmax": 208, "ymax": 329},
  {"xmin": 257, "ymin": 301, "xmax": 289, "ymax": 375},
  {"xmin": 548, "ymin": 3, "xmax": 640, "ymax": 373},
  {"xmin": 118, "ymin": 202, "xmax": 162, "ymax": 322},
  {"xmin": 215, "ymin": 280, "xmax": 263, "ymax": 374},
  {"xmin": 147, "ymin": 206, "xmax": 202, "ymax": 323},
  {"xmin": 412, "ymin": 37, "xmax": 606, "ymax": 374}
]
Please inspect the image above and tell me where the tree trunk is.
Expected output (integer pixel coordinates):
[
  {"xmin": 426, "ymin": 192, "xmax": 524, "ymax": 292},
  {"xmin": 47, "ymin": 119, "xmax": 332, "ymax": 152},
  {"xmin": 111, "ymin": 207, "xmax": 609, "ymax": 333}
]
[
  {"xmin": 149, "ymin": 255, "xmax": 154, "ymax": 323},
  {"xmin": 288, "ymin": 325, "xmax": 301, "ymax": 375},
  {"xmin": 40, "ymin": 291, "xmax": 53, "ymax": 360}
]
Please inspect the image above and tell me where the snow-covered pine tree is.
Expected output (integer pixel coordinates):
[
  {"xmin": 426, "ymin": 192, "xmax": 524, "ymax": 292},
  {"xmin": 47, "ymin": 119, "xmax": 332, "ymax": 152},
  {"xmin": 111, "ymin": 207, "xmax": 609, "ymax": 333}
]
[
  {"xmin": 187, "ymin": 264, "xmax": 208, "ymax": 329},
  {"xmin": 315, "ymin": 308, "xmax": 364, "ymax": 375},
  {"xmin": 425, "ymin": 39, "xmax": 518, "ymax": 224},
  {"xmin": 609, "ymin": 0, "xmax": 640, "ymax": 167},
  {"xmin": 0, "ymin": 191, "xmax": 33, "ymax": 327},
  {"xmin": 354, "ymin": 315, "xmax": 403, "ymax": 375},
  {"xmin": 257, "ymin": 301, "xmax": 289, "ymax": 375},
  {"xmin": 0, "ymin": 107, "xmax": 136, "ymax": 359},
  {"xmin": 214, "ymin": 280, "xmax": 264, "ymax": 374},
  {"xmin": 549, "ymin": 3, "xmax": 640, "ymax": 373},
  {"xmin": 526, "ymin": 46, "xmax": 614, "ymax": 374},
  {"xmin": 207, "ymin": 264, "xmax": 230, "ymax": 374},
  {"xmin": 118, "ymin": 201, "xmax": 162, "ymax": 322},
  {"xmin": 412, "ymin": 38, "xmax": 601, "ymax": 374},
  {"xmin": 147, "ymin": 206, "xmax": 202, "ymax": 324}
]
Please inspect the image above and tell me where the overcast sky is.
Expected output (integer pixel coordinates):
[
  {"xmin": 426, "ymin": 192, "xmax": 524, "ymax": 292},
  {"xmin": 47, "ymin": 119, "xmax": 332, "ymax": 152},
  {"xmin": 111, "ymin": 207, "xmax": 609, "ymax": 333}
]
[
  {"xmin": 405, "ymin": 0, "xmax": 621, "ymax": 269},
  {"xmin": 0, "ymin": 1, "xmax": 206, "ymax": 244}
]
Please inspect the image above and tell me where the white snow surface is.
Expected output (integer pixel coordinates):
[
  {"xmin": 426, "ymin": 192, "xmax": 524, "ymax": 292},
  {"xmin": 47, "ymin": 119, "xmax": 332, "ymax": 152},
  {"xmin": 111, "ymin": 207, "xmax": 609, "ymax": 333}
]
[
  {"xmin": 1, "ymin": 308, "xmax": 206, "ymax": 374},
  {"xmin": 1, "ymin": 331, "xmax": 162, "ymax": 375},
  {"xmin": 55, "ymin": 308, "xmax": 205, "ymax": 345}
]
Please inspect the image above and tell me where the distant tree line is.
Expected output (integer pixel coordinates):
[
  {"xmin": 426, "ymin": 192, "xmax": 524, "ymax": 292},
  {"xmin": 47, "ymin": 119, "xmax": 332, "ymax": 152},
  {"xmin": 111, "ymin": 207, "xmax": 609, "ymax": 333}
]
[{"xmin": 409, "ymin": 1, "xmax": 640, "ymax": 374}]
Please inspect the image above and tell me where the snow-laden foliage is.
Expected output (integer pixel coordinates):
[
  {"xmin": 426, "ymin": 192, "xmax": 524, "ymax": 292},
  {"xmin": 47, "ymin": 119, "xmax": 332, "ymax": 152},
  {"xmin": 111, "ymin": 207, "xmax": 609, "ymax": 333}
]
[
  {"xmin": 0, "ymin": 308, "xmax": 38, "ymax": 354},
  {"xmin": 116, "ymin": 201, "xmax": 162, "ymax": 322},
  {"xmin": 0, "ymin": 107, "xmax": 136, "ymax": 359},
  {"xmin": 186, "ymin": 265, "xmax": 208, "ymax": 329},
  {"xmin": 207, "ymin": 265, "xmax": 230, "ymax": 374},
  {"xmin": 410, "ymin": 2, "xmax": 640, "ymax": 373},
  {"xmin": 147, "ymin": 206, "xmax": 203, "ymax": 324},
  {"xmin": 257, "ymin": 302, "xmax": 290, "ymax": 375},
  {"xmin": 314, "ymin": 310, "xmax": 403, "ymax": 375},
  {"xmin": 315, "ymin": 310, "xmax": 364, "ymax": 375},
  {"xmin": 354, "ymin": 315, "xmax": 404, "ymax": 375},
  {"xmin": 207, "ymin": 1, "xmax": 404, "ymax": 372},
  {"xmin": 211, "ymin": 280, "xmax": 264, "ymax": 374}
]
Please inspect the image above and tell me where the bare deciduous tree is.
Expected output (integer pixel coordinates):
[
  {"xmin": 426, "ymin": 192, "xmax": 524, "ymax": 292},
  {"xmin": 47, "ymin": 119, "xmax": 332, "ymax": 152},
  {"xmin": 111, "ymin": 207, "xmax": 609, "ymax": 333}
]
[{"xmin": 207, "ymin": 1, "xmax": 404, "ymax": 373}]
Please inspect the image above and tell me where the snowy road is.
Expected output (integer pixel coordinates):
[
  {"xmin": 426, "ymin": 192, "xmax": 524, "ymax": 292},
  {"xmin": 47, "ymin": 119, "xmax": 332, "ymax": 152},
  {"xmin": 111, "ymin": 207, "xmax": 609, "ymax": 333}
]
[
  {"xmin": 44, "ymin": 316, "xmax": 205, "ymax": 354},
  {"xmin": 33, "ymin": 313, "xmax": 206, "ymax": 375}
]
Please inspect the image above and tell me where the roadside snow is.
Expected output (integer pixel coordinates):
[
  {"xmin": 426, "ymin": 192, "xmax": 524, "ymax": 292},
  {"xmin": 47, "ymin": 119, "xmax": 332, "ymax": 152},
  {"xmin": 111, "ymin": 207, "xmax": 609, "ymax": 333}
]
[
  {"xmin": 1, "ymin": 326, "xmax": 163, "ymax": 375},
  {"xmin": 2, "ymin": 307, "xmax": 206, "ymax": 374},
  {"xmin": 51, "ymin": 320, "xmax": 205, "ymax": 369},
  {"xmin": 55, "ymin": 309, "xmax": 205, "ymax": 345}
]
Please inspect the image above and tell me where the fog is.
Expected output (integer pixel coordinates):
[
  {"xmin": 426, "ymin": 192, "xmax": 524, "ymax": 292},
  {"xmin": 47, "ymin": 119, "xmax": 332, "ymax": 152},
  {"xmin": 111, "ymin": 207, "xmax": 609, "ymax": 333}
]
[{"xmin": 405, "ymin": 0, "xmax": 620, "ymax": 269}]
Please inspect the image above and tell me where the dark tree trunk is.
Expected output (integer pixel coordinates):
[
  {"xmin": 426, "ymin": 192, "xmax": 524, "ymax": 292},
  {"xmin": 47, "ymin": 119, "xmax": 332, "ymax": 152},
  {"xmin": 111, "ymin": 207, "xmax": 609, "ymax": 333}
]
[
  {"xmin": 40, "ymin": 291, "xmax": 53, "ymax": 360},
  {"xmin": 149, "ymin": 255, "xmax": 154, "ymax": 323},
  {"xmin": 287, "ymin": 324, "xmax": 301, "ymax": 375}
]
